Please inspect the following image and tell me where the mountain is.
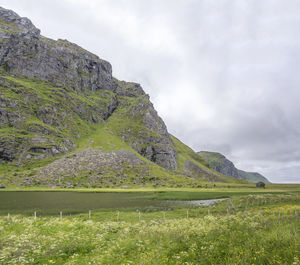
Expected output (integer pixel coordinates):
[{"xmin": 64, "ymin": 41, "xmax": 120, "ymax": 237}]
[
  {"xmin": 0, "ymin": 7, "xmax": 247, "ymax": 187},
  {"xmin": 197, "ymin": 151, "xmax": 270, "ymax": 183},
  {"xmin": 237, "ymin": 170, "xmax": 269, "ymax": 184}
]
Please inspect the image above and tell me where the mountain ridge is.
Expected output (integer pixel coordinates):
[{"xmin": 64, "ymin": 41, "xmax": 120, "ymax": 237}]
[
  {"xmin": 198, "ymin": 151, "xmax": 270, "ymax": 183},
  {"xmin": 0, "ymin": 7, "xmax": 262, "ymax": 187},
  {"xmin": 0, "ymin": 6, "xmax": 177, "ymax": 170}
]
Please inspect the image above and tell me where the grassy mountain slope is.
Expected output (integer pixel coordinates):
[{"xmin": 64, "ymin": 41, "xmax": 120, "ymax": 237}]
[
  {"xmin": 237, "ymin": 169, "xmax": 270, "ymax": 183},
  {"xmin": 198, "ymin": 151, "xmax": 270, "ymax": 183},
  {"xmin": 171, "ymin": 136, "xmax": 246, "ymax": 183},
  {"xmin": 0, "ymin": 73, "xmax": 242, "ymax": 187},
  {"xmin": 0, "ymin": 7, "xmax": 246, "ymax": 187},
  {"xmin": 198, "ymin": 151, "xmax": 240, "ymax": 179}
]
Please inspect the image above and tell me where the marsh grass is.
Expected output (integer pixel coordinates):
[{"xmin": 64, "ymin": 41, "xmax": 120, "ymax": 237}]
[
  {"xmin": 0, "ymin": 193, "xmax": 299, "ymax": 264},
  {"xmin": 1, "ymin": 187, "xmax": 299, "ymax": 216}
]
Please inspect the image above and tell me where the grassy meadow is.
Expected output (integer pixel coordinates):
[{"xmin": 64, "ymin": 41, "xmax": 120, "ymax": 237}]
[{"xmin": 0, "ymin": 185, "xmax": 300, "ymax": 264}]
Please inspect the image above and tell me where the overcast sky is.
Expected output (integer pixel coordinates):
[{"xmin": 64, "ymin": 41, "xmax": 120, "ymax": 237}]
[{"xmin": 1, "ymin": 0, "xmax": 300, "ymax": 183}]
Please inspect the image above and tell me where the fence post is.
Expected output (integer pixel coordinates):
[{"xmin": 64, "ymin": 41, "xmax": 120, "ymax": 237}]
[
  {"xmin": 186, "ymin": 210, "xmax": 189, "ymax": 219},
  {"xmin": 138, "ymin": 210, "xmax": 141, "ymax": 221},
  {"xmin": 34, "ymin": 211, "xmax": 37, "ymax": 220},
  {"xmin": 60, "ymin": 211, "xmax": 62, "ymax": 221},
  {"xmin": 89, "ymin": 210, "xmax": 91, "ymax": 219},
  {"xmin": 229, "ymin": 199, "xmax": 237, "ymax": 211},
  {"xmin": 7, "ymin": 213, "xmax": 10, "ymax": 221}
]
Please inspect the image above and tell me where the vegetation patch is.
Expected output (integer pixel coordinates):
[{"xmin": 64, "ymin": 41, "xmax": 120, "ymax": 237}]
[{"xmin": 0, "ymin": 192, "xmax": 299, "ymax": 264}]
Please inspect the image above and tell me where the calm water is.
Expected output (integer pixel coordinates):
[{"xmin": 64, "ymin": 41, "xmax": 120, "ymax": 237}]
[{"xmin": 0, "ymin": 191, "xmax": 224, "ymax": 216}]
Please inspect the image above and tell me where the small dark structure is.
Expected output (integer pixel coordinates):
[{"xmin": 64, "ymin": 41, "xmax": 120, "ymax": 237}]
[
  {"xmin": 0, "ymin": 185, "xmax": 6, "ymax": 189},
  {"xmin": 256, "ymin": 182, "xmax": 265, "ymax": 188}
]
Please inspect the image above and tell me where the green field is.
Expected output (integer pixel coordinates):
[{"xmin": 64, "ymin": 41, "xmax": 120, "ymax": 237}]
[{"xmin": 0, "ymin": 185, "xmax": 300, "ymax": 264}]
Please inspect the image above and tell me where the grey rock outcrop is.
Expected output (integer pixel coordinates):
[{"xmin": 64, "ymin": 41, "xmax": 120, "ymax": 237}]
[
  {"xmin": 0, "ymin": 7, "xmax": 177, "ymax": 170},
  {"xmin": 0, "ymin": 7, "xmax": 112, "ymax": 92},
  {"xmin": 198, "ymin": 151, "xmax": 240, "ymax": 179},
  {"xmin": 112, "ymin": 78, "xmax": 177, "ymax": 170},
  {"xmin": 183, "ymin": 159, "xmax": 222, "ymax": 182},
  {"xmin": 127, "ymin": 95, "xmax": 177, "ymax": 170},
  {"xmin": 113, "ymin": 78, "xmax": 146, "ymax": 97}
]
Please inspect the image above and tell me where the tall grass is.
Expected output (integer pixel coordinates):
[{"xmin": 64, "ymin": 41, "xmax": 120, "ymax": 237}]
[{"xmin": 0, "ymin": 193, "xmax": 299, "ymax": 264}]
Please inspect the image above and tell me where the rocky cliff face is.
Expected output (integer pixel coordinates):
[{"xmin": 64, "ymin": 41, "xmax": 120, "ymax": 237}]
[
  {"xmin": 198, "ymin": 151, "xmax": 240, "ymax": 179},
  {"xmin": 0, "ymin": 7, "xmax": 112, "ymax": 92},
  {"xmin": 198, "ymin": 151, "xmax": 269, "ymax": 183},
  {"xmin": 112, "ymin": 79, "xmax": 177, "ymax": 170},
  {"xmin": 0, "ymin": 7, "xmax": 177, "ymax": 170}
]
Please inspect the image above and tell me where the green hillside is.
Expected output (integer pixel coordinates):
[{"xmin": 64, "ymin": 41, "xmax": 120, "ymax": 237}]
[
  {"xmin": 0, "ymin": 7, "xmax": 249, "ymax": 187},
  {"xmin": 0, "ymin": 73, "xmax": 241, "ymax": 187},
  {"xmin": 171, "ymin": 136, "xmax": 245, "ymax": 183},
  {"xmin": 237, "ymin": 169, "xmax": 270, "ymax": 183},
  {"xmin": 198, "ymin": 151, "xmax": 270, "ymax": 183}
]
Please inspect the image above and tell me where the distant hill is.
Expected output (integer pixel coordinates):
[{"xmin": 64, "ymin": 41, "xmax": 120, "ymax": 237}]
[
  {"xmin": 197, "ymin": 151, "xmax": 270, "ymax": 183},
  {"xmin": 237, "ymin": 170, "xmax": 270, "ymax": 183}
]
